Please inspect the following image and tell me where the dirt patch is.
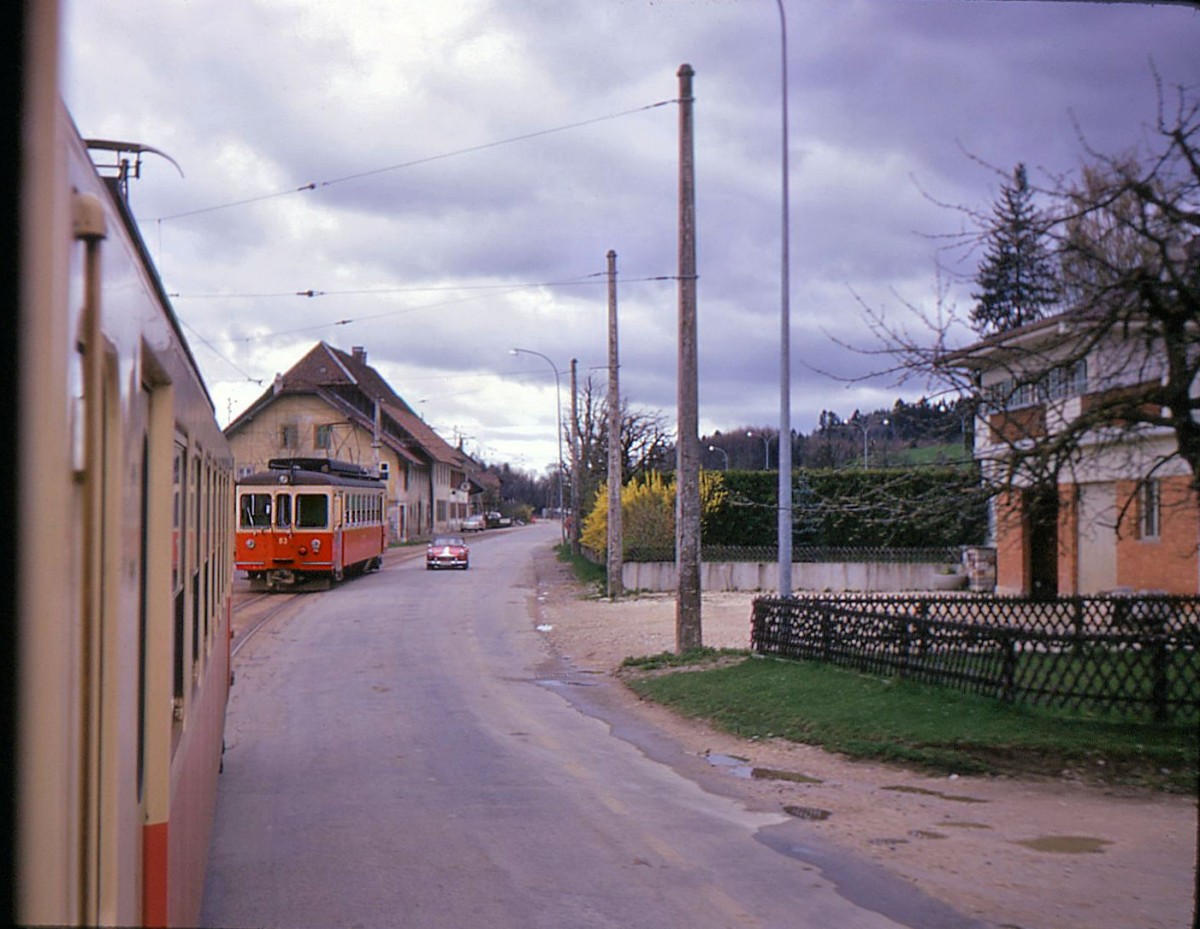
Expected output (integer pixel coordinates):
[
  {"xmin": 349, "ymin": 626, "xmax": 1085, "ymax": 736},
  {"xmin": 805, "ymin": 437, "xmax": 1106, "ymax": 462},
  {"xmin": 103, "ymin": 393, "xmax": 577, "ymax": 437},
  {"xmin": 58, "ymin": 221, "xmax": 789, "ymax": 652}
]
[{"xmin": 532, "ymin": 550, "xmax": 1197, "ymax": 929}]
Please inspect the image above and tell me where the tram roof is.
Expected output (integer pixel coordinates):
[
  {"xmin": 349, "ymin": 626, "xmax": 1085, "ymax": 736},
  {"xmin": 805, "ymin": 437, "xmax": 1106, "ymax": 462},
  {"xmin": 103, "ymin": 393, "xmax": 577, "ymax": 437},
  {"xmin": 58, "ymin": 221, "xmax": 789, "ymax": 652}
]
[{"xmin": 239, "ymin": 458, "xmax": 384, "ymax": 489}]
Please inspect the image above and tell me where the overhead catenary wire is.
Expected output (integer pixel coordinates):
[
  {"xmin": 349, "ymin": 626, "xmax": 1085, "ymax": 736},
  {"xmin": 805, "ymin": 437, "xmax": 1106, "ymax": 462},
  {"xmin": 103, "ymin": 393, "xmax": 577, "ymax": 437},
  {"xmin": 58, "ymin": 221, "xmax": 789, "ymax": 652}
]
[
  {"xmin": 151, "ymin": 98, "xmax": 678, "ymax": 223},
  {"xmin": 170, "ymin": 274, "xmax": 677, "ymax": 302},
  {"xmin": 176, "ymin": 274, "xmax": 681, "ymax": 344}
]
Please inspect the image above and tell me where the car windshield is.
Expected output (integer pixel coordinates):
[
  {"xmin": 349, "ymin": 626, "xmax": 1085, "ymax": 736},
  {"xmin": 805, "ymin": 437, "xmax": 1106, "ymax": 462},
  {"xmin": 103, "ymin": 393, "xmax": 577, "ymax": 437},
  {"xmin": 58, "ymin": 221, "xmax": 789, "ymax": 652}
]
[{"xmin": 432, "ymin": 536, "xmax": 465, "ymax": 547}]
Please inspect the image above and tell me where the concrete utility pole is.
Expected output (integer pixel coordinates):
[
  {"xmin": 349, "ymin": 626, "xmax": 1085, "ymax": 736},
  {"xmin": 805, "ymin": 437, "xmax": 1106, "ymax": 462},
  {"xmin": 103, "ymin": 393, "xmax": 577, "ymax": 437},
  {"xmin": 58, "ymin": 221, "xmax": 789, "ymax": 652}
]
[
  {"xmin": 775, "ymin": 0, "xmax": 794, "ymax": 598},
  {"xmin": 606, "ymin": 250, "xmax": 624, "ymax": 599},
  {"xmin": 570, "ymin": 358, "xmax": 581, "ymax": 556},
  {"xmin": 675, "ymin": 63, "xmax": 702, "ymax": 652}
]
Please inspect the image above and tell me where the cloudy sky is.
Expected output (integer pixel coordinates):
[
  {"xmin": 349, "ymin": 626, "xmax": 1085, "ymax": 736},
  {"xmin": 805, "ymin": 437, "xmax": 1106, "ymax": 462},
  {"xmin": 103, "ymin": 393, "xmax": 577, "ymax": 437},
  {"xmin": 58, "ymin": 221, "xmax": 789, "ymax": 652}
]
[{"xmin": 62, "ymin": 0, "xmax": 1199, "ymax": 473}]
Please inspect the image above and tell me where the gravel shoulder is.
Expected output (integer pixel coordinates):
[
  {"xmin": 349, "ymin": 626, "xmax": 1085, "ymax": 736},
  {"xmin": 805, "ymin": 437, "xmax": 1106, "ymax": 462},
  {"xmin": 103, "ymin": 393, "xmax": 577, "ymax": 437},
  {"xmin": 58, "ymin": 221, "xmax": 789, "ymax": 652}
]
[{"xmin": 532, "ymin": 549, "xmax": 1198, "ymax": 929}]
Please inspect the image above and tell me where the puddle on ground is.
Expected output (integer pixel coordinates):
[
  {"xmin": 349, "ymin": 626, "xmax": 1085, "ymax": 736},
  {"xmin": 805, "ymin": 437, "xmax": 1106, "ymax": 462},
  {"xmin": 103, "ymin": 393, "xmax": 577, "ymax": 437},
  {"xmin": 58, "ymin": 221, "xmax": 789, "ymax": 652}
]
[
  {"xmin": 909, "ymin": 829, "xmax": 948, "ymax": 840},
  {"xmin": 869, "ymin": 836, "xmax": 910, "ymax": 847},
  {"xmin": 784, "ymin": 805, "xmax": 832, "ymax": 821},
  {"xmin": 880, "ymin": 784, "xmax": 988, "ymax": 804},
  {"xmin": 704, "ymin": 752, "xmax": 754, "ymax": 778},
  {"xmin": 703, "ymin": 754, "xmax": 825, "ymax": 785},
  {"xmin": 943, "ymin": 821, "xmax": 993, "ymax": 830},
  {"xmin": 752, "ymin": 767, "xmax": 824, "ymax": 784},
  {"xmin": 1015, "ymin": 835, "xmax": 1112, "ymax": 854}
]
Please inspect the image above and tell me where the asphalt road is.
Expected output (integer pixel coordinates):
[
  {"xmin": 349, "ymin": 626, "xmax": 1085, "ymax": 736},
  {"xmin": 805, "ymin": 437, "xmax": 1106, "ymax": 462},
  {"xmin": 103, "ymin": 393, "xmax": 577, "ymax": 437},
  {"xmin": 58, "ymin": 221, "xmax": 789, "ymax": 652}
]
[{"xmin": 201, "ymin": 522, "xmax": 986, "ymax": 929}]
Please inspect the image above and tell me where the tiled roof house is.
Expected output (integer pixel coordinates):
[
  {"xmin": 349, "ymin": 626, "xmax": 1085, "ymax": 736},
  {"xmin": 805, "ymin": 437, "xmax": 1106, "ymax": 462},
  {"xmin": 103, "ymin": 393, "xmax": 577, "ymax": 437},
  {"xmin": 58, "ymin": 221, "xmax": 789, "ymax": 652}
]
[{"xmin": 224, "ymin": 342, "xmax": 488, "ymax": 540}]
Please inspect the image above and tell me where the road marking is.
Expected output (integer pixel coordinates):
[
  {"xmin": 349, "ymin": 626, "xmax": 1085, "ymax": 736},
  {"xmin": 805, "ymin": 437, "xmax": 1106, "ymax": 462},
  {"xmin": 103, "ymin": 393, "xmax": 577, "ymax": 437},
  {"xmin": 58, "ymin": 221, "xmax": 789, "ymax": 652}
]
[
  {"xmin": 643, "ymin": 833, "xmax": 689, "ymax": 867},
  {"xmin": 597, "ymin": 793, "xmax": 628, "ymax": 816},
  {"xmin": 702, "ymin": 884, "xmax": 758, "ymax": 926}
]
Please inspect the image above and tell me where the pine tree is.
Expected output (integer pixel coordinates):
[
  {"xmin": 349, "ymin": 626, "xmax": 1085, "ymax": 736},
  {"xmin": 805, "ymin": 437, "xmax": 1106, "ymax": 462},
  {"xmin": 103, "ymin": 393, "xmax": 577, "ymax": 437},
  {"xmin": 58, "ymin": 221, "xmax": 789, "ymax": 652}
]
[{"xmin": 970, "ymin": 163, "xmax": 1060, "ymax": 334}]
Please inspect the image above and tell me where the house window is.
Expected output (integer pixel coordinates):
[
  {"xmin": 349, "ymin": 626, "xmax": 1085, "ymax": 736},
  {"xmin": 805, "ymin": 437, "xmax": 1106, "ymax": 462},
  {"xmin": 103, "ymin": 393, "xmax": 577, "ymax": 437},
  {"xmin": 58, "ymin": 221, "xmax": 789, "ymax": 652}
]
[
  {"xmin": 280, "ymin": 423, "xmax": 299, "ymax": 449},
  {"xmin": 1140, "ymin": 480, "xmax": 1161, "ymax": 539},
  {"xmin": 315, "ymin": 423, "xmax": 333, "ymax": 449},
  {"xmin": 1045, "ymin": 359, "xmax": 1087, "ymax": 400},
  {"xmin": 985, "ymin": 359, "xmax": 1088, "ymax": 410}
]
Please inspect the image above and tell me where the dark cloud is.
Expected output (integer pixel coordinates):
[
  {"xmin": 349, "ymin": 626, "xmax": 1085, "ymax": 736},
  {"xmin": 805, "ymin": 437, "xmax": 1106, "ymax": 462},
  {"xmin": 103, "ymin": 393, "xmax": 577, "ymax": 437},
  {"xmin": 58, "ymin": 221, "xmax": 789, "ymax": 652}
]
[{"xmin": 63, "ymin": 0, "xmax": 1200, "ymax": 468}]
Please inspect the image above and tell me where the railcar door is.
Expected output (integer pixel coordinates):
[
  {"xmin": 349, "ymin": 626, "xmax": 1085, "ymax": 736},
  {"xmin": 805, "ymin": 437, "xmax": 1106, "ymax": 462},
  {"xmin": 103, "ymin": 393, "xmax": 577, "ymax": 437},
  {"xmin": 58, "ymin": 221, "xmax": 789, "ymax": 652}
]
[{"xmin": 331, "ymin": 490, "xmax": 344, "ymax": 579}]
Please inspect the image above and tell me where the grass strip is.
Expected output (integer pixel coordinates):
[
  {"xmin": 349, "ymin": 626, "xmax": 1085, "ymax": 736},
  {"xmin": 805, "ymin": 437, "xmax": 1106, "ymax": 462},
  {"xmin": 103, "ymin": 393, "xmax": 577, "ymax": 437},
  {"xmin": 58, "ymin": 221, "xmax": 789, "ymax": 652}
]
[{"xmin": 622, "ymin": 654, "xmax": 1198, "ymax": 792}]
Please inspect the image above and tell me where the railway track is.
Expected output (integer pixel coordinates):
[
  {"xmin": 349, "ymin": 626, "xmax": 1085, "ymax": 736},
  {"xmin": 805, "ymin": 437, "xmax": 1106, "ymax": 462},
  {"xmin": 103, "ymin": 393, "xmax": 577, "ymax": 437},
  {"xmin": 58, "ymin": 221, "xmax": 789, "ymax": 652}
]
[{"xmin": 231, "ymin": 591, "xmax": 302, "ymax": 659}]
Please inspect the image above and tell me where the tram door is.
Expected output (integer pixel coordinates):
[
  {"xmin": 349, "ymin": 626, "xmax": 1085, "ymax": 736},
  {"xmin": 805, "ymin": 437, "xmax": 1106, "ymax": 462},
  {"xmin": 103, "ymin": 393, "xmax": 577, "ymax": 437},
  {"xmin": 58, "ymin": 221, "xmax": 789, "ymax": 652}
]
[
  {"xmin": 172, "ymin": 441, "xmax": 186, "ymax": 739},
  {"xmin": 83, "ymin": 345, "xmax": 140, "ymax": 922}
]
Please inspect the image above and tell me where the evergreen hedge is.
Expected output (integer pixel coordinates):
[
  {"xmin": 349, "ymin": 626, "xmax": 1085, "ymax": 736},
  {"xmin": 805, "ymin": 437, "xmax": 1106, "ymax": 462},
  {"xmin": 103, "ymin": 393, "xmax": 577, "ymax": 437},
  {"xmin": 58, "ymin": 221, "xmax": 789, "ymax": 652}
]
[{"xmin": 702, "ymin": 467, "xmax": 988, "ymax": 549}]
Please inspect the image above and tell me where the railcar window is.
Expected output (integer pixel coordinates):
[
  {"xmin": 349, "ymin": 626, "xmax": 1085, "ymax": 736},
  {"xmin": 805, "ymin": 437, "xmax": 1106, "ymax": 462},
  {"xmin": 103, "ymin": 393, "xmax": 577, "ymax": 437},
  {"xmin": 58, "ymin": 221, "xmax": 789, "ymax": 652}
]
[
  {"xmin": 296, "ymin": 493, "xmax": 329, "ymax": 528},
  {"xmin": 275, "ymin": 493, "xmax": 292, "ymax": 528},
  {"xmin": 240, "ymin": 493, "xmax": 272, "ymax": 528}
]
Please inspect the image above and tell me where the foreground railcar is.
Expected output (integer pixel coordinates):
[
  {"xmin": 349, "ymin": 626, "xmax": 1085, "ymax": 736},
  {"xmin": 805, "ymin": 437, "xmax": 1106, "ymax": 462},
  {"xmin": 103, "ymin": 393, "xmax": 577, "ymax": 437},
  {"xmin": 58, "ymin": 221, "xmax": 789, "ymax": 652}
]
[
  {"xmin": 14, "ymin": 17, "xmax": 235, "ymax": 925},
  {"xmin": 236, "ymin": 457, "xmax": 387, "ymax": 590}
]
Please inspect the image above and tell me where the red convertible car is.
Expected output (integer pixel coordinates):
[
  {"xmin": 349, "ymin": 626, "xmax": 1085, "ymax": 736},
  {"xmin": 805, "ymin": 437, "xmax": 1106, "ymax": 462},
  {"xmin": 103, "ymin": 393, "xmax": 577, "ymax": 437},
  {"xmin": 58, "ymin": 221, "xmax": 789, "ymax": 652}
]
[{"xmin": 426, "ymin": 535, "xmax": 470, "ymax": 570}]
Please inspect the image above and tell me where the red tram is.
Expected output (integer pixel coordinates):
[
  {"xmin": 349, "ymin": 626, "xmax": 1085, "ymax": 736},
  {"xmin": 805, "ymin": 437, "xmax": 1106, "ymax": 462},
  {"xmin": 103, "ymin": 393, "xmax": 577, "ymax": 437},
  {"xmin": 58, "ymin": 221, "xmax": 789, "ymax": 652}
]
[
  {"xmin": 236, "ymin": 458, "xmax": 387, "ymax": 590},
  {"xmin": 13, "ymin": 10, "xmax": 235, "ymax": 925}
]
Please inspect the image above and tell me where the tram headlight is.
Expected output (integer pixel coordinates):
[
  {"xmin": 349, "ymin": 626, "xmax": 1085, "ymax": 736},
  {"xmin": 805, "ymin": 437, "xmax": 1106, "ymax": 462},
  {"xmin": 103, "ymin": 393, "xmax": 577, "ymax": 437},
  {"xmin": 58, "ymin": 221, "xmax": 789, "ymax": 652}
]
[
  {"xmin": 246, "ymin": 539, "xmax": 256, "ymax": 550},
  {"xmin": 312, "ymin": 539, "xmax": 321, "ymax": 552}
]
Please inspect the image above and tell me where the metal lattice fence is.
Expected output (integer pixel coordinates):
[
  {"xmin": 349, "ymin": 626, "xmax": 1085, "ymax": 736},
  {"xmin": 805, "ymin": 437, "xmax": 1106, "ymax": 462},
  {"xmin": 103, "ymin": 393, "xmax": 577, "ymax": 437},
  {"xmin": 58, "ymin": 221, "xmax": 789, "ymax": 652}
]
[{"xmin": 751, "ymin": 593, "xmax": 1200, "ymax": 723}]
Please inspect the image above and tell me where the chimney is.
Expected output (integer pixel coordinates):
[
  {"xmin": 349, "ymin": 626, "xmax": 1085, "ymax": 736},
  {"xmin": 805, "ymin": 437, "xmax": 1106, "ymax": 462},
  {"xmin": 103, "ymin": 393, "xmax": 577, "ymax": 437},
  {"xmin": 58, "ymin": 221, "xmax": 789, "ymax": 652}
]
[
  {"xmin": 352, "ymin": 346, "xmax": 366, "ymax": 364},
  {"xmin": 273, "ymin": 373, "xmax": 284, "ymax": 395}
]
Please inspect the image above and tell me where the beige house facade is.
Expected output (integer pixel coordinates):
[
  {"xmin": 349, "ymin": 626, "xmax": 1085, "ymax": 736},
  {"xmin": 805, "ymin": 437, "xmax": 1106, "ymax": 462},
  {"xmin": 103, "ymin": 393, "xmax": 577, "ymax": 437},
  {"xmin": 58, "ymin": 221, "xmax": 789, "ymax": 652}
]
[{"xmin": 224, "ymin": 342, "xmax": 490, "ymax": 541}]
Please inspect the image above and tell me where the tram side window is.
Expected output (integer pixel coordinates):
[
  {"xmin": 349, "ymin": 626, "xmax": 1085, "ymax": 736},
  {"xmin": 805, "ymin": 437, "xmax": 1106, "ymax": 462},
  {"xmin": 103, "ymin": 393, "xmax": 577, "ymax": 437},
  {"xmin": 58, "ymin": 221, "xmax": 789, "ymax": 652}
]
[
  {"xmin": 296, "ymin": 493, "xmax": 329, "ymax": 528},
  {"xmin": 275, "ymin": 493, "xmax": 292, "ymax": 528},
  {"xmin": 240, "ymin": 493, "xmax": 272, "ymax": 528}
]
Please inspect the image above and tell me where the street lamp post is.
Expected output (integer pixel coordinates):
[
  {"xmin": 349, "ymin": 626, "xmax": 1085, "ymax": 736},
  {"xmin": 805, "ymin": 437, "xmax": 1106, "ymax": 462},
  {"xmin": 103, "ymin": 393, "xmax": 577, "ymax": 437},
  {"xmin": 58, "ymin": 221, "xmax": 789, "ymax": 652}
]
[
  {"xmin": 775, "ymin": 0, "xmax": 793, "ymax": 598},
  {"xmin": 707, "ymin": 444, "xmax": 729, "ymax": 470},
  {"xmin": 855, "ymin": 416, "xmax": 889, "ymax": 468},
  {"xmin": 511, "ymin": 348, "xmax": 565, "ymax": 540},
  {"xmin": 747, "ymin": 430, "xmax": 773, "ymax": 470}
]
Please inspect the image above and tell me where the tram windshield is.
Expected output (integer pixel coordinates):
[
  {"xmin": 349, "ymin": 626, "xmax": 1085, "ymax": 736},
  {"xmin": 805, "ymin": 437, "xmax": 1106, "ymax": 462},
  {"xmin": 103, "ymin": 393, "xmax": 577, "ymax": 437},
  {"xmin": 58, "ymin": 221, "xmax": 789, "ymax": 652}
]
[
  {"xmin": 274, "ymin": 493, "xmax": 292, "ymax": 528},
  {"xmin": 240, "ymin": 493, "xmax": 271, "ymax": 528},
  {"xmin": 296, "ymin": 493, "xmax": 328, "ymax": 529}
]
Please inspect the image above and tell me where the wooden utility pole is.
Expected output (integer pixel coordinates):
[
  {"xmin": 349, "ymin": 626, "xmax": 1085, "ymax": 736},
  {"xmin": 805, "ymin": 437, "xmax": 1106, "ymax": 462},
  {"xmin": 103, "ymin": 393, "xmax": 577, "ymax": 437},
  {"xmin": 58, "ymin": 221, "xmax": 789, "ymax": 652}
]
[
  {"xmin": 569, "ymin": 358, "xmax": 581, "ymax": 556},
  {"xmin": 606, "ymin": 250, "xmax": 624, "ymax": 599},
  {"xmin": 675, "ymin": 63, "xmax": 702, "ymax": 651}
]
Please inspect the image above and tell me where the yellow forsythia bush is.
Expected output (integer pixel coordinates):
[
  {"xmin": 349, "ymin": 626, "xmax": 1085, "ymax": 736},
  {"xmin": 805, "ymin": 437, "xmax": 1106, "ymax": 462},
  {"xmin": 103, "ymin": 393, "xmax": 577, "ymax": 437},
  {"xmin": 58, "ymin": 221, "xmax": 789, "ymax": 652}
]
[{"xmin": 580, "ymin": 471, "xmax": 727, "ymax": 557}]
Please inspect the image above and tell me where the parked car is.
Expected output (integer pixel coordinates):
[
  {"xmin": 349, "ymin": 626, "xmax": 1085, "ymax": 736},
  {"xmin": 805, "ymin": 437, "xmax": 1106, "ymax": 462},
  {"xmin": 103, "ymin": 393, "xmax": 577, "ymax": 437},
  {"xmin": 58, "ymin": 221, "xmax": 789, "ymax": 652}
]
[
  {"xmin": 426, "ymin": 535, "xmax": 469, "ymax": 570},
  {"xmin": 461, "ymin": 513, "xmax": 486, "ymax": 532}
]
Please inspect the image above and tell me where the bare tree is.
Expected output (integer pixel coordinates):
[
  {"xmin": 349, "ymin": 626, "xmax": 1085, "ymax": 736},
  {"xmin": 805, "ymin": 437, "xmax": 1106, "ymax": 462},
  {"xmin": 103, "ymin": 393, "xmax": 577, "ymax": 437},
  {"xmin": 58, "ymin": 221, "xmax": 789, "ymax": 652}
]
[
  {"xmin": 570, "ymin": 373, "xmax": 675, "ymax": 520},
  {"xmin": 859, "ymin": 81, "xmax": 1199, "ymax": 510}
]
